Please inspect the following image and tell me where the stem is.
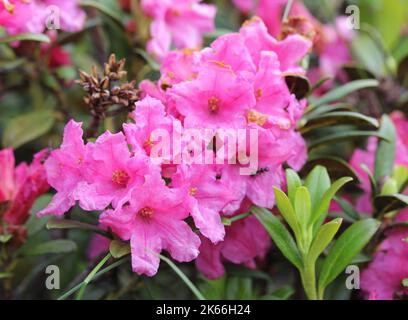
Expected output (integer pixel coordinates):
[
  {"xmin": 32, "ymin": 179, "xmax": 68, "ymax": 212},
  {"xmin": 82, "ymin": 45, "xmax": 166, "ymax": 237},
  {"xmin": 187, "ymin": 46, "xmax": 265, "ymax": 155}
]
[
  {"xmin": 300, "ymin": 262, "xmax": 317, "ymax": 300},
  {"xmin": 75, "ymin": 253, "xmax": 112, "ymax": 300},
  {"xmin": 58, "ymin": 256, "xmax": 129, "ymax": 300}
]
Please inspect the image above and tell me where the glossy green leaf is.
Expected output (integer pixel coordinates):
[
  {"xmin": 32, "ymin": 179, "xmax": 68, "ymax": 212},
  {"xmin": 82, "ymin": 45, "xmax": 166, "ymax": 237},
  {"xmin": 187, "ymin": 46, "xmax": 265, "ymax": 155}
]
[
  {"xmin": 318, "ymin": 219, "xmax": 380, "ymax": 296},
  {"xmin": 308, "ymin": 131, "xmax": 387, "ymax": 151},
  {"xmin": 79, "ymin": 0, "xmax": 124, "ymax": 28},
  {"xmin": 333, "ymin": 196, "xmax": 360, "ymax": 221},
  {"xmin": 294, "ymin": 187, "xmax": 312, "ymax": 227},
  {"xmin": 305, "ymin": 166, "xmax": 331, "ymax": 214},
  {"xmin": 301, "ymin": 111, "xmax": 379, "ymax": 133},
  {"xmin": 285, "ymin": 169, "xmax": 302, "ymax": 204},
  {"xmin": 252, "ymin": 206, "xmax": 302, "ymax": 270},
  {"xmin": 311, "ymin": 177, "xmax": 353, "ymax": 226},
  {"xmin": 310, "ymin": 79, "xmax": 379, "ymax": 109},
  {"xmin": 374, "ymin": 194, "xmax": 408, "ymax": 215},
  {"xmin": 0, "ymin": 33, "xmax": 50, "ymax": 44},
  {"xmin": 109, "ymin": 240, "xmax": 131, "ymax": 259},
  {"xmin": 302, "ymin": 156, "xmax": 360, "ymax": 183},
  {"xmin": 308, "ymin": 218, "xmax": 342, "ymax": 264},
  {"xmin": 273, "ymin": 187, "xmax": 300, "ymax": 237},
  {"xmin": 374, "ymin": 115, "xmax": 396, "ymax": 182},
  {"xmin": 2, "ymin": 110, "xmax": 55, "ymax": 149},
  {"xmin": 24, "ymin": 240, "xmax": 77, "ymax": 256}
]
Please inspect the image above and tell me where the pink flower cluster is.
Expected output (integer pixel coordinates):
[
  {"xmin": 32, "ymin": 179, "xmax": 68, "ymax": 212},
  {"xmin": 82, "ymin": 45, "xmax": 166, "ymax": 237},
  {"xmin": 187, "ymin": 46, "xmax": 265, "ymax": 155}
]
[
  {"xmin": 348, "ymin": 112, "xmax": 408, "ymax": 299},
  {"xmin": 39, "ymin": 18, "xmax": 310, "ymax": 277},
  {"xmin": 0, "ymin": 0, "xmax": 85, "ymax": 35},
  {"xmin": 141, "ymin": 0, "xmax": 216, "ymax": 61},
  {"xmin": 0, "ymin": 148, "xmax": 49, "ymax": 244}
]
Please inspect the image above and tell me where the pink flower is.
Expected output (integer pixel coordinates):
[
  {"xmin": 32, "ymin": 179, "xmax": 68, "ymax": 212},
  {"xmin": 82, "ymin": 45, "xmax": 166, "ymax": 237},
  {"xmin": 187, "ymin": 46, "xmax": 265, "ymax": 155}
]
[
  {"xmin": 38, "ymin": 120, "xmax": 88, "ymax": 217},
  {"xmin": 196, "ymin": 200, "xmax": 271, "ymax": 279},
  {"xmin": 0, "ymin": 148, "xmax": 49, "ymax": 226},
  {"xmin": 142, "ymin": 0, "xmax": 216, "ymax": 60},
  {"xmin": 239, "ymin": 17, "xmax": 312, "ymax": 73},
  {"xmin": 361, "ymin": 228, "xmax": 408, "ymax": 300},
  {"xmin": 172, "ymin": 163, "xmax": 246, "ymax": 243},
  {"xmin": 77, "ymin": 130, "xmax": 161, "ymax": 211},
  {"xmin": 0, "ymin": 0, "xmax": 46, "ymax": 35},
  {"xmin": 168, "ymin": 61, "xmax": 256, "ymax": 129},
  {"xmin": 124, "ymin": 96, "xmax": 180, "ymax": 162},
  {"xmin": 0, "ymin": 0, "xmax": 85, "ymax": 35},
  {"xmin": 100, "ymin": 175, "xmax": 200, "ymax": 276}
]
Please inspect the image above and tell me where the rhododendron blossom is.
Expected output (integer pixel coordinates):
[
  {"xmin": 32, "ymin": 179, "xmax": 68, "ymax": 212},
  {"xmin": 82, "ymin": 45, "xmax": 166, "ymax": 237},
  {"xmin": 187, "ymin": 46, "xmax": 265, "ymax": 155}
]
[
  {"xmin": 142, "ymin": 0, "xmax": 216, "ymax": 60},
  {"xmin": 100, "ymin": 175, "xmax": 200, "ymax": 276},
  {"xmin": 38, "ymin": 17, "xmax": 310, "ymax": 277},
  {"xmin": 0, "ymin": 0, "xmax": 85, "ymax": 35},
  {"xmin": 0, "ymin": 148, "xmax": 49, "ymax": 246}
]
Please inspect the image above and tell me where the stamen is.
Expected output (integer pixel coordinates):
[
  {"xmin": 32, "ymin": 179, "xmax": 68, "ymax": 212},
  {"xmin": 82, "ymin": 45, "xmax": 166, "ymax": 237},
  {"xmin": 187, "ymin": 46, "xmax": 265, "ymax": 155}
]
[
  {"xmin": 138, "ymin": 207, "xmax": 154, "ymax": 219},
  {"xmin": 208, "ymin": 97, "xmax": 219, "ymax": 113},
  {"xmin": 112, "ymin": 170, "xmax": 130, "ymax": 187}
]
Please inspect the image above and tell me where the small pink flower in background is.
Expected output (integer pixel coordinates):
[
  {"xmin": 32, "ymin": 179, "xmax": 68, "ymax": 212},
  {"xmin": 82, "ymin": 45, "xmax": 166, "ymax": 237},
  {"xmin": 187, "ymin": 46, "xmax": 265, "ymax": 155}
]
[
  {"xmin": 38, "ymin": 120, "xmax": 88, "ymax": 217},
  {"xmin": 159, "ymin": 49, "xmax": 202, "ymax": 87},
  {"xmin": 196, "ymin": 199, "xmax": 271, "ymax": 279},
  {"xmin": 0, "ymin": 0, "xmax": 85, "ymax": 35},
  {"xmin": 0, "ymin": 0, "xmax": 46, "ymax": 35},
  {"xmin": 0, "ymin": 148, "xmax": 49, "ymax": 227},
  {"xmin": 238, "ymin": 17, "xmax": 312, "ymax": 73},
  {"xmin": 100, "ymin": 175, "xmax": 200, "ymax": 276},
  {"xmin": 168, "ymin": 61, "xmax": 256, "ymax": 129},
  {"xmin": 142, "ymin": 0, "xmax": 216, "ymax": 60},
  {"xmin": 361, "ymin": 227, "xmax": 408, "ymax": 300}
]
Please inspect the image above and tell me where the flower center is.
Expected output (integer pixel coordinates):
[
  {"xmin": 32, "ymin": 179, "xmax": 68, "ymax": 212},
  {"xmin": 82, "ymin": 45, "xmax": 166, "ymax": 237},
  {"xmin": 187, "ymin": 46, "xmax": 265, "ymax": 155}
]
[
  {"xmin": 2, "ymin": 0, "xmax": 15, "ymax": 13},
  {"xmin": 208, "ymin": 97, "xmax": 219, "ymax": 114},
  {"xmin": 255, "ymin": 88, "xmax": 263, "ymax": 101},
  {"xmin": 247, "ymin": 109, "xmax": 268, "ymax": 126},
  {"xmin": 189, "ymin": 187, "xmax": 198, "ymax": 196},
  {"xmin": 138, "ymin": 207, "xmax": 154, "ymax": 219},
  {"xmin": 112, "ymin": 170, "xmax": 130, "ymax": 187}
]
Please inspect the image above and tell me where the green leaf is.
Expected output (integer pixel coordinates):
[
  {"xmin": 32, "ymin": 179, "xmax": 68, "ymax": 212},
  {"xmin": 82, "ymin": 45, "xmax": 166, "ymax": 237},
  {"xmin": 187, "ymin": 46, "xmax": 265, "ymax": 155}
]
[
  {"xmin": 294, "ymin": 187, "xmax": 312, "ymax": 228},
  {"xmin": 301, "ymin": 111, "xmax": 379, "ymax": 133},
  {"xmin": 351, "ymin": 33, "xmax": 386, "ymax": 77},
  {"xmin": 0, "ymin": 234, "xmax": 12, "ymax": 243},
  {"xmin": 308, "ymin": 130, "xmax": 387, "ymax": 151},
  {"xmin": 158, "ymin": 254, "xmax": 206, "ymax": 300},
  {"xmin": 79, "ymin": 0, "xmax": 124, "ymax": 28},
  {"xmin": 310, "ymin": 79, "xmax": 379, "ymax": 109},
  {"xmin": 308, "ymin": 218, "xmax": 342, "ymax": 264},
  {"xmin": 252, "ymin": 206, "xmax": 302, "ymax": 270},
  {"xmin": 109, "ymin": 240, "xmax": 131, "ymax": 259},
  {"xmin": 302, "ymin": 156, "xmax": 361, "ymax": 183},
  {"xmin": 46, "ymin": 218, "xmax": 109, "ymax": 237},
  {"xmin": 0, "ymin": 33, "xmax": 50, "ymax": 44},
  {"xmin": 303, "ymin": 103, "xmax": 354, "ymax": 120},
  {"xmin": 311, "ymin": 177, "xmax": 353, "ymax": 226},
  {"xmin": 0, "ymin": 272, "xmax": 13, "ymax": 279},
  {"xmin": 333, "ymin": 196, "xmax": 360, "ymax": 221},
  {"xmin": 24, "ymin": 240, "xmax": 77, "ymax": 256},
  {"xmin": 374, "ymin": 194, "xmax": 408, "ymax": 215},
  {"xmin": 305, "ymin": 166, "xmax": 331, "ymax": 215},
  {"xmin": 273, "ymin": 187, "xmax": 300, "ymax": 237},
  {"xmin": 285, "ymin": 169, "xmax": 302, "ymax": 204},
  {"xmin": 2, "ymin": 110, "xmax": 55, "ymax": 149},
  {"xmin": 374, "ymin": 115, "xmax": 396, "ymax": 182},
  {"xmin": 318, "ymin": 219, "xmax": 380, "ymax": 297}
]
